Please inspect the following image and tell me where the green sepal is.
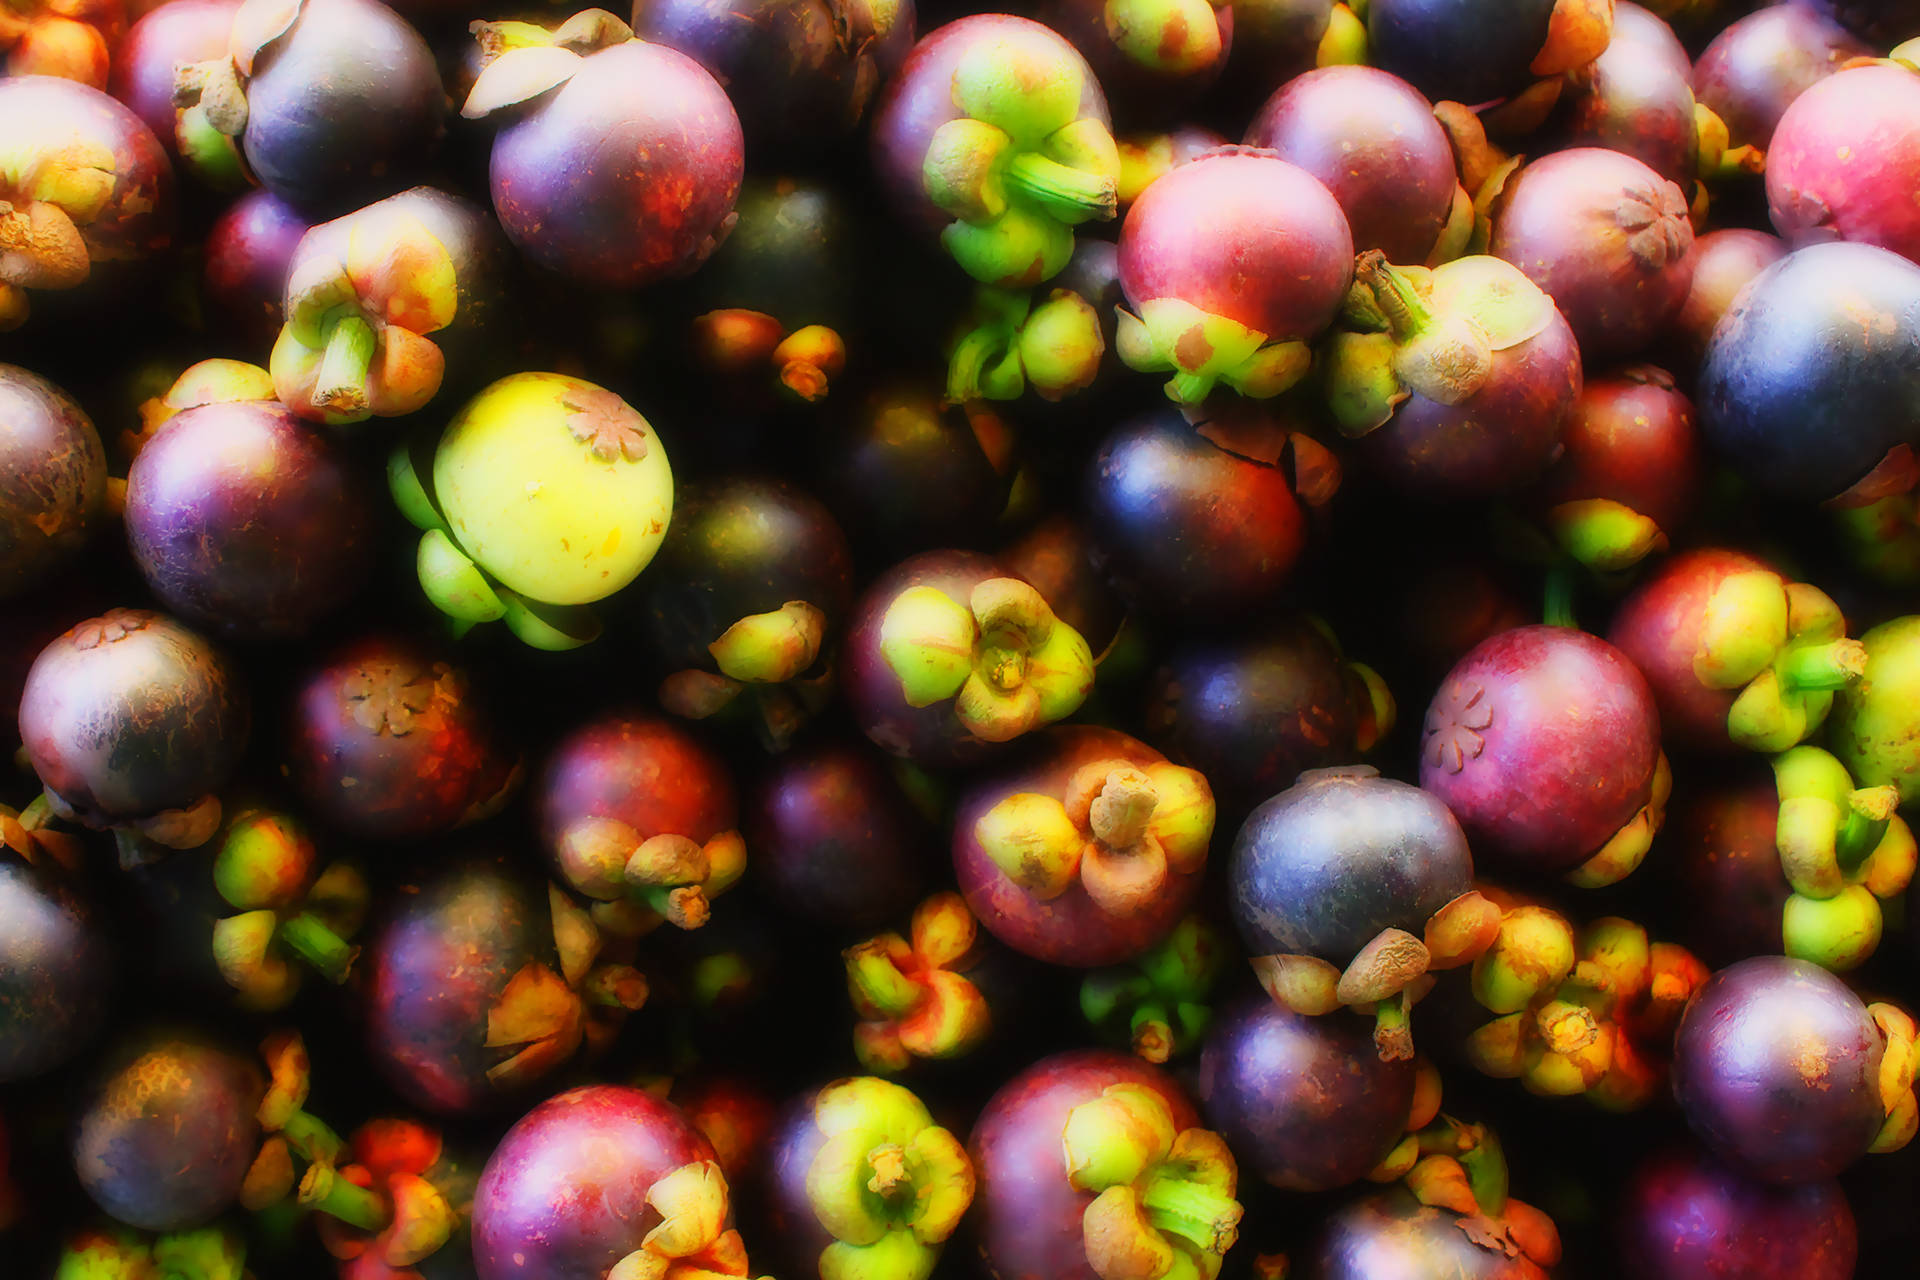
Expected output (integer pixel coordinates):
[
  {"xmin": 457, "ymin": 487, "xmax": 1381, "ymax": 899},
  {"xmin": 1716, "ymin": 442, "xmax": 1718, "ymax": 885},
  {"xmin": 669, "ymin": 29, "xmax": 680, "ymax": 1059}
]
[
  {"xmin": 821, "ymin": 1227, "xmax": 940, "ymax": 1280},
  {"xmin": 877, "ymin": 586, "xmax": 977, "ymax": 708},
  {"xmin": 1322, "ymin": 330, "xmax": 1406, "ymax": 435},
  {"xmin": 387, "ymin": 435, "xmax": 448, "ymax": 533},
  {"xmin": 418, "ymin": 528, "xmax": 508, "ymax": 624},
  {"xmin": 498, "ymin": 589, "xmax": 602, "ymax": 650},
  {"xmin": 152, "ymin": 1224, "xmax": 248, "ymax": 1280},
  {"xmin": 1783, "ymin": 885, "xmax": 1883, "ymax": 972},
  {"xmin": 1547, "ymin": 499, "xmax": 1666, "ymax": 572}
]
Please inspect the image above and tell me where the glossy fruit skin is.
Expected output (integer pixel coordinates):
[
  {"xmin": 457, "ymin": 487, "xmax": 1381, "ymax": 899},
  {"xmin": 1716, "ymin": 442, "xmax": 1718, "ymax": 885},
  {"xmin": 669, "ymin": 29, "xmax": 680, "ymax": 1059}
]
[
  {"xmin": 746, "ymin": 737, "xmax": 927, "ymax": 929},
  {"xmin": 1532, "ymin": 365, "xmax": 1698, "ymax": 541},
  {"xmin": 1365, "ymin": 0, "xmax": 1557, "ymax": 106},
  {"xmin": 0, "ymin": 364, "xmax": 105, "ymax": 598},
  {"xmin": 954, "ymin": 726, "xmax": 1204, "ymax": 967},
  {"xmin": 1696, "ymin": 242, "xmax": 1920, "ymax": 502},
  {"xmin": 1197, "ymin": 993, "xmax": 1415, "ymax": 1191},
  {"xmin": 969, "ymin": 1049, "xmax": 1201, "ymax": 1280},
  {"xmin": 1244, "ymin": 66, "xmax": 1454, "ymax": 265},
  {"xmin": 637, "ymin": 477, "xmax": 854, "ymax": 672},
  {"xmin": 1830, "ymin": 615, "xmax": 1920, "ymax": 807},
  {"xmin": 109, "ymin": 0, "xmax": 242, "ymax": 161},
  {"xmin": 840, "ymin": 549, "xmax": 1001, "ymax": 767},
  {"xmin": 869, "ymin": 14, "xmax": 1110, "ymax": 238},
  {"xmin": 535, "ymin": 712, "xmax": 737, "ymax": 866},
  {"xmin": 0, "ymin": 858, "xmax": 113, "ymax": 1082},
  {"xmin": 998, "ymin": 515, "xmax": 1125, "ymax": 658},
  {"xmin": 1084, "ymin": 408, "xmax": 1306, "ymax": 622},
  {"xmin": 1767, "ymin": 65, "xmax": 1920, "ymax": 266},
  {"xmin": 123, "ymin": 400, "xmax": 374, "ymax": 641},
  {"xmin": 685, "ymin": 175, "xmax": 864, "ymax": 335},
  {"xmin": 1353, "ymin": 260, "xmax": 1584, "ymax": 501},
  {"xmin": 1560, "ymin": 2, "xmax": 1698, "ymax": 188},
  {"xmin": 1420, "ymin": 625, "xmax": 1661, "ymax": 876},
  {"xmin": 1664, "ymin": 783, "xmax": 1790, "ymax": 968},
  {"xmin": 1038, "ymin": 0, "xmax": 1232, "ymax": 123},
  {"xmin": 240, "ymin": 0, "xmax": 446, "ymax": 216},
  {"xmin": 1665, "ymin": 228, "xmax": 1786, "ymax": 369},
  {"xmin": 1793, "ymin": 0, "xmax": 1920, "ymax": 45},
  {"xmin": 72, "ymin": 1031, "xmax": 262, "ymax": 1232},
  {"xmin": 1118, "ymin": 148, "xmax": 1353, "ymax": 344},
  {"xmin": 1144, "ymin": 614, "xmax": 1375, "ymax": 811},
  {"xmin": 824, "ymin": 386, "xmax": 1011, "ymax": 557},
  {"xmin": 1308, "ymin": 1187, "xmax": 1551, "ymax": 1280},
  {"xmin": 363, "ymin": 852, "xmax": 574, "ymax": 1115},
  {"xmin": 19, "ymin": 611, "xmax": 248, "ymax": 831},
  {"xmin": 488, "ymin": 40, "xmax": 743, "ymax": 288},
  {"xmin": 1231, "ymin": 767, "xmax": 1471, "ymax": 965},
  {"xmin": 1618, "ymin": 1145, "xmax": 1857, "ymax": 1279},
  {"xmin": 201, "ymin": 189, "xmax": 311, "ymax": 349},
  {"xmin": 472, "ymin": 1085, "xmax": 718, "ymax": 1279},
  {"xmin": 761, "ymin": 1087, "xmax": 844, "ymax": 1275},
  {"xmin": 629, "ymin": 0, "xmax": 913, "ymax": 150},
  {"xmin": 1606, "ymin": 548, "xmax": 1774, "ymax": 752},
  {"xmin": 285, "ymin": 634, "xmax": 514, "ymax": 842},
  {"xmin": 1671, "ymin": 956, "xmax": 1885, "ymax": 1184},
  {"xmin": 1693, "ymin": 4, "xmax": 1870, "ymax": 153},
  {"xmin": 1490, "ymin": 148, "xmax": 1695, "ymax": 360}
]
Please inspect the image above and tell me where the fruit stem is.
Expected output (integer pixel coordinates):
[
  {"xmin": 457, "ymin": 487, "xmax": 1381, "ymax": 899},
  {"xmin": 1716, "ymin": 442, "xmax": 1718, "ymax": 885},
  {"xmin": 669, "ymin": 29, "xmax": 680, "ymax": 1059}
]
[
  {"xmin": 1130, "ymin": 1009, "xmax": 1175, "ymax": 1064},
  {"xmin": 1836, "ymin": 787, "xmax": 1899, "ymax": 872},
  {"xmin": 277, "ymin": 913, "xmax": 356, "ymax": 984},
  {"xmin": 1352, "ymin": 250, "xmax": 1433, "ymax": 344},
  {"xmin": 1003, "ymin": 151, "xmax": 1117, "ymax": 223},
  {"xmin": 1139, "ymin": 1172, "xmax": 1241, "ymax": 1254},
  {"xmin": 1777, "ymin": 638, "xmax": 1868, "ymax": 694},
  {"xmin": 298, "ymin": 1161, "xmax": 391, "ymax": 1234},
  {"xmin": 1541, "ymin": 568, "xmax": 1578, "ymax": 630},
  {"xmin": 866, "ymin": 1143, "xmax": 912, "ymax": 1201},
  {"xmin": 312, "ymin": 314, "xmax": 375, "ymax": 413},
  {"xmin": 278, "ymin": 1109, "xmax": 347, "ymax": 1166}
]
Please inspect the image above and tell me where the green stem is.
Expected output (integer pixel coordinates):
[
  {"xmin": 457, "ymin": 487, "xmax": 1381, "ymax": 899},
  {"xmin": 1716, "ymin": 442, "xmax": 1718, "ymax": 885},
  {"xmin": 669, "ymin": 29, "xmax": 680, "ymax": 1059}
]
[
  {"xmin": 279, "ymin": 1110, "xmax": 346, "ymax": 1166},
  {"xmin": 299, "ymin": 1162, "xmax": 392, "ymax": 1234},
  {"xmin": 1777, "ymin": 639, "xmax": 1868, "ymax": 694},
  {"xmin": 1003, "ymin": 151, "xmax": 1116, "ymax": 223},
  {"xmin": 947, "ymin": 324, "xmax": 1010, "ymax": 402},
  {"xmin": 1167, "ymin": 370, "xmax": 1213, "ymax": 404},
  {"xmin": 1140, "ymin": 1172, "xmax": 1241, "ymax": 1253},
  {"xmin": 312, "ymin": 315, "xmax": 375, "ymax": 412},
  {"xmin": 277, "ymin": 913, "xmax": 356, "ymax": 984},
  {"xmin": 1455, "ymin": 1125, "xmax": 1509, "ymax": 1217},
  {"xmin": 1542, "ymin": 568, "xmax": 1578, "ymax": 630},
  {"xmin": 1352, "ymin": 250, "xmax": 1434, "ymax": 344},
  {"xmin": 1837, "ymin": 804, "xmax": 1892, "ymax": 874}
]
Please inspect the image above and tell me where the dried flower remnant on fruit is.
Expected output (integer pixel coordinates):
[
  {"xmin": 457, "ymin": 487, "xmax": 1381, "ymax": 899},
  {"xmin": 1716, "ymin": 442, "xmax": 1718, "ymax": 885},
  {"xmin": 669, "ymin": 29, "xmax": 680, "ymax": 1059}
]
[
  {"xmin": 1616, "ymin": 181, "xmax": 1692, "ymax": 267},
  {"xmin": 70, "ymin": 609, "xmax": 150, "ymax": 650},
  {"xmin": 564, "ymin": 385, "xmax": 651, "ymax": 463},
  {"xmin": 1423, "ymin": 679, "xmax": 1491, "ymax": 774},
  {"xmin": 345, "ymin": 661, "xmax": 457, "ymax": 736}
]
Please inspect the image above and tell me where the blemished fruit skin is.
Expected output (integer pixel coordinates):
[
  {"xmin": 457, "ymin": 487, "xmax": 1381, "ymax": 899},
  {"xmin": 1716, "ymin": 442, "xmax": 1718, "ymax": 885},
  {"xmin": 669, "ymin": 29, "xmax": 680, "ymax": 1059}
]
[
  {"xmin": 0, "ymin": 364, "xmax": 105, "ymax": 599},
  {"xmin": 0, "ymin": 858, "xmax": 113, "ymax": 1082},
  {"xmin": 1309, "ymin": 1187, "xmax": 1553, "ymax": 1279}
]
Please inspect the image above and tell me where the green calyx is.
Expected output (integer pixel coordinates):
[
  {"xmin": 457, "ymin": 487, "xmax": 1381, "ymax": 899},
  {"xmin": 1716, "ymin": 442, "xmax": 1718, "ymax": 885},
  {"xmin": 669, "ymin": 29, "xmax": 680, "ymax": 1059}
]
[
  {"xmin": 1316, "ymin": 1, "xmax": 1369, "ymax": 65},
  {"xmin": 876, "ymin": 577, "xmax": 1094, "ymax": 743},
  {"xmin": 921, "ymin": 35, "xmax": 1119, "ymax": 288},
  {"xmin": 299, "ymin": 1161, "xmax": 392, "ymax": 1235},
  {"xmin": 1117, "ymin": 297, "xmax": 1312, "ymax": 407},
  {"xmin": 805, "ymin": 1078, "xmax": 974, "ymax": 1280},
  {"xmin": 1694, "ymin": 103, "xmax": 1765, "ymax": 182},
  {"xmin": 1773, "ymin": 745, "xmax": 1915, "ymax": 970},
  {"xmin": 1103, "ymin": 0, "xmax": 1224, "ymax": 74},
  {"xmin": 1548, "ymin": 499, "xmax": 1667, "ymax": 572},
  {"xmin": 847, "ymin": 893, "xmax": 992, "ymax": 1072},
  {"xmin": 709, "ymin": 601, "xmax": 827, "ymax": 684},
  {"xmin": 1064, "ymin": 1083, "xmax": 1242, "ymax": 1279},
  {"xmin": 1692, "ymin": 572, "xmax": 1864, "ymax": 753},
  {"xmin": 947, "ymin": 286, "xmax": 1105, "ymax": 403},
  {"xmin": 1081, "ymin": 915, "xmax": 1224, "ymax": 1063},
  {"xmin": 209, "ymin": 812, "xmax": 364, "ymax": 1005},
  {"xmin": 553, "ymin": 818, "xmax": 747, "ymax": 932}
]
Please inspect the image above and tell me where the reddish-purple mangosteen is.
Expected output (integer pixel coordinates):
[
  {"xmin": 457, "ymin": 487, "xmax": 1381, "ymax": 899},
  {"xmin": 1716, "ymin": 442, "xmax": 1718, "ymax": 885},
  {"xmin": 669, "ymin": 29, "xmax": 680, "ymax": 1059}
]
[
  {"xmin": 1766, "ymin": 63, "xmax": 1920, "ymax": 265},
  {"xmin": 1365, "ymin": 0, "xmax": 1612, "ymax": 108},
  {"xmin": 954, "ymin": 725, "xmax": 1214, "ymax": 968},
  {"xmin": 1663, "ymin": 782, "xmax": 1791, "ymax": 968},
  {"xmin": 363, "ymin": 851, "xmax": 597, "ymax": 1115},
  {"xmin": 1559, "ymin": 1, "xmax": 1700, "ymax": 190},
  {"xmin": 1197, "ymin": 992, "xmax": 1417, "ymax": 1190},
  {"xmin": 630, "ymin": 0, "xmax": 913, "ymax": 151},
  {"xmin": 1037, "ymin": 0, "xmax": 1233, "ymax": 123},
  {"xmin": 745, "ymin": 737, "xmax": 929, "ymax": 931},
  {"xmin": 109, "ymin": 0, "xmax": 243, "ymax": 165},
  {"xmin": 0, "ymin": 75, "xmax": 173, "ymax": 330},
  {"xmin": 839, "ymin": 548, "xmax": 1095, "ymax": 768},
  {"xmin": 124, "ymin": 396, "xmax": 375, "ymax": 641},
  {"xmin": 1489, "ymin": 147, "xmax": 1694, "ymax": 360},
  {"xmin": 870, "ymin": 14, "xmax": 1120, "ymax": 287},
  {"xmin": 1116, "ymin": 147, "xmax": 1352, "ymax": 406},
  {"xmin": 1618, "ymin": 1144, "xmax": 1858, "ymax": 1279},
  {"xmin": 997, "ymin": 514, "xmax": 1126, "ymax": 660},
  {"xmin": 1692, "ymin": 3, "xmax": 1871, "ymax": 155},
  {"xmin": 762, "ymin": 1076, "xmax": 974, "ymax": 1279},
  {"xmin": 1528, "ymin": 364, "xmax": 1699, "ymax": 572},
  {"xmin": 473, "ymin": 1085, "xmax": 758, "ymax": 1278},
  {"xmin": 1144, "ymin": 612, "xmax": 1394, "ymax": 811},
  {"xmin": 19, "ymin": 610, "xmax": 248, "ymax": 853},
  {"xmin": 172, "ymin": 0, "xmax": 446, "ymax": 215},
  {"xmin": 1607, "ymin": 548, "xmax": 1863, "ymax": 754},
  {"xmin": 0, "ymin": 843, "xmax": 114, "ymax": 1083},
  {"xmin": 1308, "ymin": 1181, "xmax": 1559, "ymax": 1279},
  {"xmin": 1245, "ymin": 65, "xmax": 1465, "ymax": 266},
  {"xmin": 284, "ymin": 633, "xmax": 519, "ymax": 843},
  {"xmin": 1419, "ymin": 625, "xmax": 1666, "ymax": 885},
  {"xmin": 1326, "ymin": 251, "xmax": 1582, "ymax": 500},
  {"xmin": 969, "ymin": 1048, "xmax": 1243, "ymax": 1280},
  {"xmin": 0, "ymin": 363, "xmax": 105, "ymax": 598},
  {"xmin": 201, "ymin": 189, "xmax": 313, "ymax": 349},
  {"xmin": 462, "ymin": 10, "xmax": 744, "ymax": 289},
  {"xmin": 535, "ymin": 712, "xmax": 745, "ymax": 934},
  {"xmin": 1664, "ymin": 228, "xmax": 1786, "ymax": 369},
  {"xmin": 1670, "ymin": 955, "xmax": 1904, "ymax": 1184}
]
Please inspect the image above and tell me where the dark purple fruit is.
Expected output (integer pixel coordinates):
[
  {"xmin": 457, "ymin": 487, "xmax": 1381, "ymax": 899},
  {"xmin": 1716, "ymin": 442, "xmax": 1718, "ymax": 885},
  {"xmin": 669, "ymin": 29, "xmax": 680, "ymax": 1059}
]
[
  {"xmin": 1618, "ymin": 1144, "xmax": 1858, "ymax": 1279},
  {"xmin": 1693, "ymin": 3, "xmax": 1870, "ymax": 154},
  {"xmin": 0, "ymin": 363, "xmax": 105, "ymax": 599},
  {"xmin": 0, "ymin": 851, "xmax": 113, "ymax": 1082}
]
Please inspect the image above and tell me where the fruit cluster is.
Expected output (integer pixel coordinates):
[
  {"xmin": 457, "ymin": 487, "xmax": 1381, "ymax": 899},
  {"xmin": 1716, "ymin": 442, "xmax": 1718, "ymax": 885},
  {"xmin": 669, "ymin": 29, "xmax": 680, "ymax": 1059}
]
[{"xmin": 4, "ymin": 0, "xmax": 1920, "ymax": 1276}]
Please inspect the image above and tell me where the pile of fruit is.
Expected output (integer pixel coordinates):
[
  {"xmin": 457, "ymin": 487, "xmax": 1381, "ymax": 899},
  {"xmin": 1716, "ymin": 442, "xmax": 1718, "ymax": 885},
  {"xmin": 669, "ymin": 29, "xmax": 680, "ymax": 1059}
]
[{"xmin": 5, "ymin": 0, "xmax": 1920, "ymax": 1274}]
